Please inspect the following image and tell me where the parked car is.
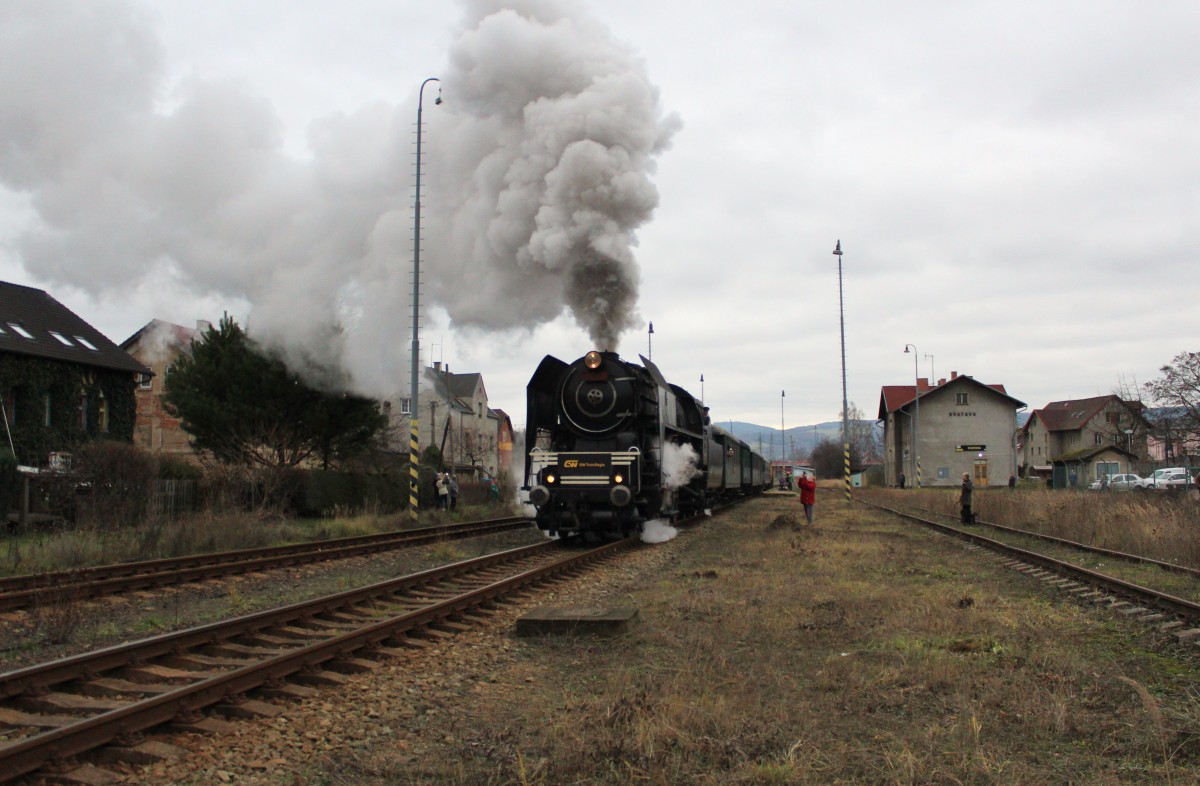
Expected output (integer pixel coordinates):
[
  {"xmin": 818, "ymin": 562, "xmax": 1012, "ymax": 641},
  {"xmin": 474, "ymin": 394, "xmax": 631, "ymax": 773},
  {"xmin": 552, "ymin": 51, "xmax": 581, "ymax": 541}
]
[
  {"xmin": 1135, "ymin": 468, "xmax": 1183, "ymax": 490},
  {"xmin": 1088, "ymin": 473, "xmax": 1142, "ymax": 491},
  {"xmin": 1159, "ymin": 470, "xmax": 1195, "ymax": 490}
]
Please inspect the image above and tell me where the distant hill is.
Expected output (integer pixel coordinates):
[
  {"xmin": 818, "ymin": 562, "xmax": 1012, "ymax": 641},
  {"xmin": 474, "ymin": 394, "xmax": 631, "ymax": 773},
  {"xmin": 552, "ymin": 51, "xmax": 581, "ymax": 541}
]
[{"xmin": 724, "ymin": 420, "xmax": 873, "ymax": 462}]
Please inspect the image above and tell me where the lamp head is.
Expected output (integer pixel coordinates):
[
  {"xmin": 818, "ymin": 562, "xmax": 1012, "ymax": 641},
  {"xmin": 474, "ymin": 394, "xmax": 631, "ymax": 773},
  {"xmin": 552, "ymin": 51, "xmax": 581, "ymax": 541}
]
[{"xmin": 434, "ymin": 92, "xmax": 443, "ymax": 106}]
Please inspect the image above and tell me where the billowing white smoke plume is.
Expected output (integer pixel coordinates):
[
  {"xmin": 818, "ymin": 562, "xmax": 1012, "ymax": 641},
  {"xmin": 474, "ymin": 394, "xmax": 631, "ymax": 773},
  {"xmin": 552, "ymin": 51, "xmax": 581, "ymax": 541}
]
[
  {"xmin": 661, "ymin": 442, "xmax": 702, "ymax": 490},
  {"xmin": 430, "ymin": 1, "xmax": 679, "ymax": 351},
  {"xmin": 0, "ymin": 0, "xmax": 676, "ymax": 394}
]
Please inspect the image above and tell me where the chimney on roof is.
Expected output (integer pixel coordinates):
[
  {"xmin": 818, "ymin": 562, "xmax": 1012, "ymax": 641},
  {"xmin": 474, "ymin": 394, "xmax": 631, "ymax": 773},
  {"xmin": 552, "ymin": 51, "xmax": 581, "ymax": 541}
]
[
  {"xmin": 917, "ymin": 378, "xmax": 929, "ymax": 391},
  {"xmin": 937, "ymin": 378, "xmax": 946, "ymax": 387},
  {"xmin": 950, "ymin": 371, "xmax": 958, "ymax": 380},
  {"xmin": 434, "ymin": 361, "xmax": 441, "ymax": 372}
]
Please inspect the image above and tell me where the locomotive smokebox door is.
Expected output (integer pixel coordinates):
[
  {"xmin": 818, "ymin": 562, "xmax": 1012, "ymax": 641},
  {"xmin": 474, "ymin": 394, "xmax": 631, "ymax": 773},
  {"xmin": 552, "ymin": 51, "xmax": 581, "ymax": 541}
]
[{"xmin": 559, "ymin": 353, "xmax": 635, "ymax": 436}]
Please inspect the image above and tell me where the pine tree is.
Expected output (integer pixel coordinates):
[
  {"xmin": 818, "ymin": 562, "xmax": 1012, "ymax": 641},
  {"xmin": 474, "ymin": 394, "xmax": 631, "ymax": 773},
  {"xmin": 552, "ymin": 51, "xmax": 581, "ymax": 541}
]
[{"xmin": 164, "ymin": 315, "xmax": 386, "ymax": 468}]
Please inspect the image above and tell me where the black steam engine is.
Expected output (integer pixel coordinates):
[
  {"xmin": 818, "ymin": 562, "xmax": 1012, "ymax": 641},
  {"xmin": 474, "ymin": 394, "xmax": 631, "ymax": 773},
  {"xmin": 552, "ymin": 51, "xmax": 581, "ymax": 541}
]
[{"xmin": 523, "ymin": 350, "xmax": 770, "ymax": 539}]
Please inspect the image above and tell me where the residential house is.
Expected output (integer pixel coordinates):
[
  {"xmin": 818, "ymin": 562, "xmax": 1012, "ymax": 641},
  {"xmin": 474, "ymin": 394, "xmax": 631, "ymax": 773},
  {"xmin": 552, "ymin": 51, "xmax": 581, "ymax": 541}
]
[
  {"xmin": 490, "ymin": 408, "xmax": 515, "ymax": 479},
  {"xmin": 390, "ymin": 363, "xmax": 507, "ymax": 478},
  {"xmin": 879, "ymin": 371, "xmax": 1026, "ymax": 488},
  {"xmin": 1020, "ymin": 395, "xmax": 1149, "ymax": 485},
  {"xmin": 120, "ymin": 319, "xmax": 209, "ymax": 459},
  {"xmin": 0, "ymin": 281, "xmax": 150, "ymax": 466}
]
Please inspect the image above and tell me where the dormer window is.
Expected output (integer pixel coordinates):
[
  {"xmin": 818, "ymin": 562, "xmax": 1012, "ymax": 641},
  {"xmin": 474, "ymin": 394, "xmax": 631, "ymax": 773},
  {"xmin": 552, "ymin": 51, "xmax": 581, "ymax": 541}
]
[
  {"xmin": 8, "ymin": 323, "xmax": 33, "ymax": 339},
  {"xmin": 49, "ymin": 330, "xmax": 74, "ymax": 346},
  {"xmin": 74, "ymin": 336, "xmax": 98, "ymax": 350}
]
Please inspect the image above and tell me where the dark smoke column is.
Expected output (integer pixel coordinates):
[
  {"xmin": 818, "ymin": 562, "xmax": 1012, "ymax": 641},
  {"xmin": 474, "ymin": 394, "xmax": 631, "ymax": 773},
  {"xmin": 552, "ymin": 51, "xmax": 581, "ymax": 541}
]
[{"xmin": 428, "ymin": 2, "xmax": 680, "ymax": 350}]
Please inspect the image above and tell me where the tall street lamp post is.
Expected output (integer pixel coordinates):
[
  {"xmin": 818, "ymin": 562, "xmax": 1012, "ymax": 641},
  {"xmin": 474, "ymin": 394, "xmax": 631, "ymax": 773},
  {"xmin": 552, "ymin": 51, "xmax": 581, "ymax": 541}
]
[
  {"xmin": 903, "ymin": 343, "xmax": 920, "ymax": 487},
  {"xmin": 834, "ymin": 240, "xmax": 850, "ymax": 501},
  {"xmin": 409, "ymin": 76, "xmax": 441, "ymax": 519},
  {"xmin": 780, "ymin": 389, "xmax": 786, "ymax": 480}
]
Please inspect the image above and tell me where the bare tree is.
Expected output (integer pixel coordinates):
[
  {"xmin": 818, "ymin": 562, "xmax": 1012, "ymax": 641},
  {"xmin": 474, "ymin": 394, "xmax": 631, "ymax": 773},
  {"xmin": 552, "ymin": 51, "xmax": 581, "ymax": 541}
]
[
  {"xmin": 1109, "ymin": 372, "xmax": 1152, "ymax": 458},
  {"xmin": 1144, "ymin": 352, "xmax": 1200, "ymax": 463},
  {"xmin": 1145, "ymin": 352, "xmax": 1200, "ymax": 427},
  {"xmin": 842, "ymin": 402, "xmax": 881, "ymax": 465}
]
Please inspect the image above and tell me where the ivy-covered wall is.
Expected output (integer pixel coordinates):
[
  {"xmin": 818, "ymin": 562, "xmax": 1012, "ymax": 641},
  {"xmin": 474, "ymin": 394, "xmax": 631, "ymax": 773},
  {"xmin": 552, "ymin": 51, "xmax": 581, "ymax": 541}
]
[{"xmin": 0, "ymin": 354, "xmax": 138, "ymax": 465}]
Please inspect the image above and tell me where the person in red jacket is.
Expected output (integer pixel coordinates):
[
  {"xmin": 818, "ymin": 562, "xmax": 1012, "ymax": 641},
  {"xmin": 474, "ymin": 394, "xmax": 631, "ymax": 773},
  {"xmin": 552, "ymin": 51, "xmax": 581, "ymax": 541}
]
[{"xmin": 797, "ymin": 471, "xmax": 817, "ymax": 525}]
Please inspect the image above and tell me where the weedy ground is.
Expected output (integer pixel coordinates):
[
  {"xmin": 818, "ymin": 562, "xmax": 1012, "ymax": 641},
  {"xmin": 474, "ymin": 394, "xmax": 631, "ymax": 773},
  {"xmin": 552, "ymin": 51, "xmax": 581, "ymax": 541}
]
[
  {"xmin": 864, "ymin": 485, "xmax": 1200, "ymax": 570},
  {"xmin": 314, "ymin": 491, "xmax": 1200, "ymax": 786},
  {"xmin": 0, "ymin": 502, "xmax": 502, "ymax": 577}
]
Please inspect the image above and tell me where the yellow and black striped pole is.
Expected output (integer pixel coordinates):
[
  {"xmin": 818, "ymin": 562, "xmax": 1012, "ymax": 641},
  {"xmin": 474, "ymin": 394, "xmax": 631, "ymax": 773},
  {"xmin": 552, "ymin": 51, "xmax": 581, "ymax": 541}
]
[
  {"xmin": 409, "ymin": 421, "xmax": 420, "ymax": 520},
  {"xmin": 843, "ymin": 442, "xmax": 852, "ymax": 501}
]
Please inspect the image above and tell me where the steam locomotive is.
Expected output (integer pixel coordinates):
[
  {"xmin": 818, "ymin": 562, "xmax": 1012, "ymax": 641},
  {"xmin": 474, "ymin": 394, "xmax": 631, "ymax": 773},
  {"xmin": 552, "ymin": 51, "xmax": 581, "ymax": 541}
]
[{"xmin": 523, "ymin": 350, "xmax": 770, "ymax": 539}]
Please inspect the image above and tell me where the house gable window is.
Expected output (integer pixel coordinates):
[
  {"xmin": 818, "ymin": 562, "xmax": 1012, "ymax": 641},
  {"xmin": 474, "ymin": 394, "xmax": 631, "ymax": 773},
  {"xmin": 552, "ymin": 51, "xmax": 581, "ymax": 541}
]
[{"xmin": 955, "ymin": 392, "xmax": 969, "ymax": 405}]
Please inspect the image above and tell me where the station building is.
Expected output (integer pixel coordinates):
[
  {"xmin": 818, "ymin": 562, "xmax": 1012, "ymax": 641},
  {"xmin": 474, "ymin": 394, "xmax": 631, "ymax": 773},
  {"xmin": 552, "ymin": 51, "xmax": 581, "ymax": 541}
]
[{"xmin": 878, "ymin": 371, "xmax": 1025, "ymax": 488}]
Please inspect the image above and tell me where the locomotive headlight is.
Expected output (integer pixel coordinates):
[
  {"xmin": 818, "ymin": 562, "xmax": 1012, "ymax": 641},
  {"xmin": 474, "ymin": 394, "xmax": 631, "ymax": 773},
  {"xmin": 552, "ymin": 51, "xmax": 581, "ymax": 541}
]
[
  {"xmin": 613, "ymin": 473, "xmax": 624, "ymax": 484},
  {"xmin": 584, "ymin": 351, "xmax": 603, "ymax": 369},
  {"xmin": 545, "ymin": 472, "xmax": 557, "ymax": 485}
]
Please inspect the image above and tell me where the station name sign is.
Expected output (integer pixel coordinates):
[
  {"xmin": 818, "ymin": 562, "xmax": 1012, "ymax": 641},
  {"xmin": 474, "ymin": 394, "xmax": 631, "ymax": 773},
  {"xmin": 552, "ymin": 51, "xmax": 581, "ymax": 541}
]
[{"xmin": 955, "ymin": 444, "xmax": 986, "ymax": 452}]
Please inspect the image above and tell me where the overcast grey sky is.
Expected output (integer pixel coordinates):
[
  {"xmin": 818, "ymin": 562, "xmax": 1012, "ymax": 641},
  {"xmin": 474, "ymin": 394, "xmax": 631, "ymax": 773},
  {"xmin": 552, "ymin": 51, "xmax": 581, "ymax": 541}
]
[{"xmin": 2, "ymin": 1, "xmax": 1197, "ymax": 431}]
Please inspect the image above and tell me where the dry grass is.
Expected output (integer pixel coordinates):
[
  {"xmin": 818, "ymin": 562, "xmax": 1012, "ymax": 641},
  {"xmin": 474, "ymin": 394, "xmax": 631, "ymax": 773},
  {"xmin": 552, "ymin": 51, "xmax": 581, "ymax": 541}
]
[
  {"xmin": 305, "ymin": 493, "xmax": 1200, "ymax": 785},
  {"xmin": 0, "ymin": 509, "xmax": 420, "ymax": 578},
  {"xmin": 865, "ymin": 486, "xmax": 1200, "ymax": 569}
]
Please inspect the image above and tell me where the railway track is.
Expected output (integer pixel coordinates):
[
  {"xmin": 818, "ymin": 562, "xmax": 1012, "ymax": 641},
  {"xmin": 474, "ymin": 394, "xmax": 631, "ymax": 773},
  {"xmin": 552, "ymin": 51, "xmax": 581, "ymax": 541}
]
[
  {"xmin": 0, "ymin": 537, "xmax": 632, "ymax": 784},
  {"xmin": 868, "ymin": 499, "xmax": 1200, "ymax": 580},
  {"xmin": 860, "ymin": 499, "xmax": 1200, "ymax": 637},
  {"xmin": 0, "ymin": 516, "xmax": 532, "ymax": 613}
]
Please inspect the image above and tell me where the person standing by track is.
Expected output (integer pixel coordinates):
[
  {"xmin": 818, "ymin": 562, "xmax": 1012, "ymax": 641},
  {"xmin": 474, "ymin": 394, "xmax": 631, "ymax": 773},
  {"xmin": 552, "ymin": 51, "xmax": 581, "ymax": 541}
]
[
  {"xmin": 959, "ymin": 472, "xmax": 974, "ymax": 524},
  {"xmin": 436, "ymin": 473, "xmax": 449, "ymax": 510},
  {"xmin": 797, "ymin": 471, "xmax": 817, "ymax": 526}
]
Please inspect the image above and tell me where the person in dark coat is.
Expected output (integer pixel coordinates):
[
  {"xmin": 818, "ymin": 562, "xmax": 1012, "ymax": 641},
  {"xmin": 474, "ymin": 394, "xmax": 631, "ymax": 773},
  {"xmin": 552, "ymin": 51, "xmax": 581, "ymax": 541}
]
[
  {"xmin": 959, "ymin": 473, "xmax": 974, "ymax": 524},
  {"xmin": 797, "ymin": 471, "xmax": 817, "ymax": 526}
]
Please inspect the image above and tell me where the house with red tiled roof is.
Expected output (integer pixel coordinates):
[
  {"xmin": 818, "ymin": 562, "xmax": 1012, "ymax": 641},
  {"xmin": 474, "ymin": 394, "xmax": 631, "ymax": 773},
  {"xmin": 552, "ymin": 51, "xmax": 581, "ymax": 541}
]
[
  {"xmin": 120, "ymin": 319, "xmax": 211, "ymax": 460},
  {"xmin": 878, "ymin": 371, "xmax": 1026, "ymax": 488},
  {"xmin": 0, "ymin": 281, "xmax": 150, "ymax": 467},
  {"xmin": 1020, "ymin": 395, "xmax": 1148, "ymax": 486}
]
